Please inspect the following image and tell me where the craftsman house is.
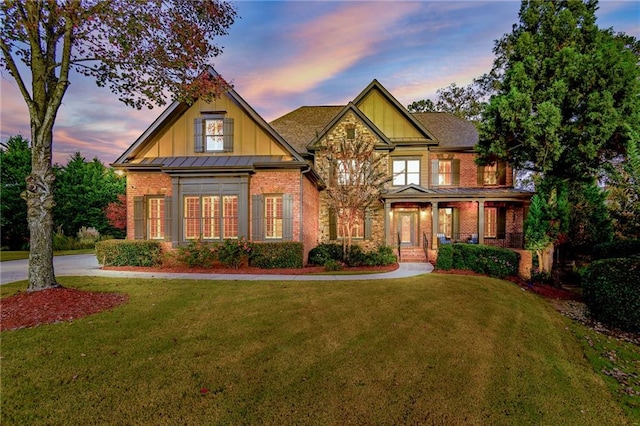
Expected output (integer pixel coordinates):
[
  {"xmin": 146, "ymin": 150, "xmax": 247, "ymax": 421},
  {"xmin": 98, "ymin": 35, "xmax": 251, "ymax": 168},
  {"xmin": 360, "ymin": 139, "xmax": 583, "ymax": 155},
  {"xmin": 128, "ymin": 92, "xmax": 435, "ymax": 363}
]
[{"xmin": 113, "ymin": 68, "xmax": 532, "ymax": 263}]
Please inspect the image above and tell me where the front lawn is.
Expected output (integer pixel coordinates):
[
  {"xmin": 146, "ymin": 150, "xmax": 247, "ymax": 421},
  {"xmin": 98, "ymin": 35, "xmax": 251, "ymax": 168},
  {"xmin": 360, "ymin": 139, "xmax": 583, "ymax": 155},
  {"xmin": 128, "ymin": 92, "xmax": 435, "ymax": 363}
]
[
  {"xmin": 0, "ymin": 249, "xmax": 94, "ymax": 262},
  {"xmin": 1, "ymin": 274, "xmax": 635, "ymax": 425}
]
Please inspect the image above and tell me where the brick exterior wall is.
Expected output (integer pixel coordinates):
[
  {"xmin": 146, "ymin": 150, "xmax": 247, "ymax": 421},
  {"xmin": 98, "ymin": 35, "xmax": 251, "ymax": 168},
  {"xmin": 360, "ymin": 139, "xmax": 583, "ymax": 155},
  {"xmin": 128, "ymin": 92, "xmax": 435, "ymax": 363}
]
[{"xmin": 126, "ymin": 172, "xmax": 173, "ymax": 241}]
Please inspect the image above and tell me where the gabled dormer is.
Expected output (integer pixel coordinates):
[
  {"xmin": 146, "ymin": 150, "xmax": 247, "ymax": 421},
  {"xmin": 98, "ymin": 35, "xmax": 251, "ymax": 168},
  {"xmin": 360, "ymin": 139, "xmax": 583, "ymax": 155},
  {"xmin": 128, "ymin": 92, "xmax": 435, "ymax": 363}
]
[{"xmin": 353, "ymin": 80, "xmax": 438, "ymax": 147}]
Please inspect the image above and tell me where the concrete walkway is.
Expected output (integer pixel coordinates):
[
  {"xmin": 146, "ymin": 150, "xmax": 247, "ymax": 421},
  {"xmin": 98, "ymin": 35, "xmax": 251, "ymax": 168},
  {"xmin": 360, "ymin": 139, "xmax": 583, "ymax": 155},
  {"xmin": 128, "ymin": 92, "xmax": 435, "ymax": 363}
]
[{"xmin": 0, "ymin": 254, "xmax": 433, "ymax": 285}]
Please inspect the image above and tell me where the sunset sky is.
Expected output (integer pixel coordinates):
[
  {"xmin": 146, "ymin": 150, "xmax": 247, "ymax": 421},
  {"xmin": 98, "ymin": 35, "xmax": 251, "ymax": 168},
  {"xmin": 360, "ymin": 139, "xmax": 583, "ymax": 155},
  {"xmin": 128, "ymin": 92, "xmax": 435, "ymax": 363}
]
[{"xmin": 1, "ymin": 0, "xmax": 638, "ymax": 165}]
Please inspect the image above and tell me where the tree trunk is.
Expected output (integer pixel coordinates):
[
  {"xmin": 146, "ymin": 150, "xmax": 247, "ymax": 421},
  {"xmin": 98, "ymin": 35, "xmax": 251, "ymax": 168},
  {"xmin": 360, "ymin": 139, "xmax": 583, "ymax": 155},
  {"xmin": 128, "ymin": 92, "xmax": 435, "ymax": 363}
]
[
  {"xmin": 26, "ymin": 128, "xmax": 58, "ymax": 291},
  {"xmin": 536, "ymin": 243, "xmax": 554, "ymax": 278}
]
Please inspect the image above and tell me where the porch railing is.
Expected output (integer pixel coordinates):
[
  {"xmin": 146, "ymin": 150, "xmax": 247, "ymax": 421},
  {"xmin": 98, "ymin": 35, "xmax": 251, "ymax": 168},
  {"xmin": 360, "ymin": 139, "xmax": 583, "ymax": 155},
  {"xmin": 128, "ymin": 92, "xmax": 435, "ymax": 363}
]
[
  {"xmin": 422, "ymin": 232, "xmax": 429, "ymax": 263},
  {"xmin": 396, "ymin": 232, "xmax": 402, "ymax": 263}
]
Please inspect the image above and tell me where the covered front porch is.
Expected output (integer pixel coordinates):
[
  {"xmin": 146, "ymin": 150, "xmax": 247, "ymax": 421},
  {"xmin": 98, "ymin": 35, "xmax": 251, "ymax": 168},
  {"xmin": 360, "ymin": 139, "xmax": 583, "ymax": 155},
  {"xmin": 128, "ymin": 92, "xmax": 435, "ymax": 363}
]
[{"xmin": 382, "ymin": 185, "xmax": 532, "ymax": 261}]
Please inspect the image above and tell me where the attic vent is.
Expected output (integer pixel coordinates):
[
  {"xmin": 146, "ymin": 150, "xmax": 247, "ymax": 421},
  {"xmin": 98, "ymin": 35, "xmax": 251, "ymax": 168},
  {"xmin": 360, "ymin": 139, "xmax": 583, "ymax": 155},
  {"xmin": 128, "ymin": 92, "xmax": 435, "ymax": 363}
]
[{"xmin": 346, "ymin": 125, "xmax": 355, "ymax": 140}]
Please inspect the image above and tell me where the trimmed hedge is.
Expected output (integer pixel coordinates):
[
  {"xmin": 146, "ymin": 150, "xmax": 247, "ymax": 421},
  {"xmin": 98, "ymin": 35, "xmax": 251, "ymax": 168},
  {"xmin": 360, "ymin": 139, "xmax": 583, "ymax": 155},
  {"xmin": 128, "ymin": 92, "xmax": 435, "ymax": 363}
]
[
  {"xmin": 436, "ymin": 244, "xmax": 519, "ymax": 278},
  {"xmin": 452, "ymin": 244, "xmax": 519, "ymax": 278},
  {"xmin": 307, "ymin": 243, "xmax": 397, "ymax": 267},
  {"xmin": 435, "ymin": 244, "xmax": 453, "ymax": 270},
  {"xmin": 95, "ymin": 240, "xmax": 162, "ymax": 266},
  {"xmin": 592, "ymin": 239, "xmax": 640, "ymax": 260},
  {"xmin": 582, "ymin": 258, "xmax": 640, "ymax": 333},
  {"xmin": 250, "ymin": 242, "xmax": 304, "ymax": 269}
]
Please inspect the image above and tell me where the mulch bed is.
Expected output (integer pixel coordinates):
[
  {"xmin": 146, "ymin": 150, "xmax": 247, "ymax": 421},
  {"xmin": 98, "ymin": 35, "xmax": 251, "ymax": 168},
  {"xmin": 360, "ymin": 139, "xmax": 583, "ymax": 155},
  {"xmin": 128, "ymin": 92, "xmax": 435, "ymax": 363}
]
[{"xmin": 0, "ymin": 287, "xmax": 128, "ymax": 332}]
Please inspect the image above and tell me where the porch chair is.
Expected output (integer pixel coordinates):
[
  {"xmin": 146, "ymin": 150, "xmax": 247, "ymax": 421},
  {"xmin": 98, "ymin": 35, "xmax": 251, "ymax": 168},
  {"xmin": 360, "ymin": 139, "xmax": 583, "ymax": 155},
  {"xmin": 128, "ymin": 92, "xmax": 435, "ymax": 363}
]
[{"xmin": 437, "ymin": 233, "xmax": 451, "ymax": 245}]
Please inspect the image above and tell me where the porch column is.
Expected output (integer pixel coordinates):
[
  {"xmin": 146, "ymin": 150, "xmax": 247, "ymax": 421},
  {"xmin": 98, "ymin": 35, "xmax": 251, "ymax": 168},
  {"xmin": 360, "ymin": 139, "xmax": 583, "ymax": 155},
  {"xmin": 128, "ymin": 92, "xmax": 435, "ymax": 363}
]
[
  {"xmin": 432, "ymin": 201, "xmax": 439, "ymax": 248},
  {"xmin": 478, "ymin": 200, "xmax": 485, "ymax": 245},
  {"xmin": 384, "ymin": 201, "xmax": 391, "ymax": 246}
]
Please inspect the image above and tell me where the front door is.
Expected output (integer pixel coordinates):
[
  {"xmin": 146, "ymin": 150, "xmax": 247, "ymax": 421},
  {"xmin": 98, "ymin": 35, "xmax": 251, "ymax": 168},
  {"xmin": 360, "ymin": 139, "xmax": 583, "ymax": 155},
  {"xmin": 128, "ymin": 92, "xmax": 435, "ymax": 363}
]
[{"xmin": 397, "ymin": 212, "xmax": 417, "ymax": 246}]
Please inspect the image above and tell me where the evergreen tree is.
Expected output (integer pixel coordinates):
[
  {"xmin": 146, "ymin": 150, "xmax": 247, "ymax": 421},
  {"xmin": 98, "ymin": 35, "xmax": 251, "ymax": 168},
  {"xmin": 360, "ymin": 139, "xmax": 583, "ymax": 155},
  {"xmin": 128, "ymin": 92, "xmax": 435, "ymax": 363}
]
[
  {"xmin": 476, "ymin": 0, "xmax": 640, "ymax": 273},
  {"xmin": 53, "ymin": 153, "xmax": 125, "ymax": 237},
  {"xmin": 0, "ymin": 135, "xmax": 31, "ymax": 249}
]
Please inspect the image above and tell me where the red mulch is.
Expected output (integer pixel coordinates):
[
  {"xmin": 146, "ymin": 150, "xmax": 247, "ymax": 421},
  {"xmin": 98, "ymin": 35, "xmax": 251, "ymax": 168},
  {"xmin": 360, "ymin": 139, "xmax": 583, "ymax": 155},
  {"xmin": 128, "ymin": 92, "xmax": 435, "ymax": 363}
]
[{"xmin": 0, "ymin": 287, "xmax": 128, "ymax": 332}]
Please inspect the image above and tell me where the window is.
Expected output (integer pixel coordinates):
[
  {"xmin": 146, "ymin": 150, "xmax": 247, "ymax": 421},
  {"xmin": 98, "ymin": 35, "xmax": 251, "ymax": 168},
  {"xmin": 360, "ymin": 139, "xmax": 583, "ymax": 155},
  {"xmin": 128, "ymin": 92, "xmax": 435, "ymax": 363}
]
[
  {"xmin": 438, "ymin": 160, "xmax": 452, "ymax": 185},
  {"xmin": 204, "ymin": 119, "xmax": 224, "ymax": 152},
  {"xmin": 194, "ymin": 117, "xmax": 234, "ymax": 153},
  {"xmin": 438, "ymin": 208, "xmax": 453, "ymax": 238},
  {"xmin": 265, "ymin": 195, "xmax": 283, "ymax": 239},
  {"xmin": 485, "ymin": 207, "xmax": 497, "ymax": 237},
  {"xmin": 393, "ymin": 159, "xmax": 420, "ymax": 186},
  {"xmin": 336, "ymin": 159, "xmax": 357, "ymax": 185},
  {"xmin": 184, "ymin": 195, "xmax": 238, "ymax": 240},
  {"xmin": 337, "ymin": 208, "xmax": 364, "ymax": 239},
  {"xmin": 148, "ymin": 198, "xmax": 165, "ymax": 239},
  {"xmin": 346, "ymin": 126, "xmax": 356, "ymax": 140},
  {"xmin": 432, "ymin": 158, "xmax": 460, "ymax": 186},
  {"xmin": 483, "ymin": 164, "xmax": 497, "ymax": 185}
]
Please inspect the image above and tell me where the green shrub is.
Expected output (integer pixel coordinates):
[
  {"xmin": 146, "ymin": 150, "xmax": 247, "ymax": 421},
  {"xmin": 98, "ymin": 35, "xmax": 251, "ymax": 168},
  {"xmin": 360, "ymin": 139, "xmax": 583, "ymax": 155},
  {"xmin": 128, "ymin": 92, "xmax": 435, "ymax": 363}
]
[
  {"xmin": 251, "ymin": 242, "xmax": 304, "ymax": 269},
  {"xmin": 363, "ymin": 245, "xmax": 397, "ymax": 266},
  {"xmin": 52, "ymin": 229, "xmax": 76, "ymax": 251},
  {"xmin": 324, "ymin": 259, "xmax": 343, "ymax": 271},
  {"xmin": 345, "ymin": 244, "xmax": 366, "ymax": 267},
  {"xmin": 308, "ymin": 243, "xmax": 344, "ymax": 266},
  {"xmin": 435, "ymin": 244, "xmax": 453, "ymax": 270},
  {"xmin": 592, "ymin": 239, "xmax": 640, "ymax": 260},
  {"xmin": 582, "ymin": 258, "xmax": 640, "ymax": 333},
  {"xmin": 95, "ymin": 240, "xmax": 162, "ymax": 266},
  {"xmin": 217, "ymin": 237, "xmax": 253, "ymax": 269},
  {"xmin": 452, "ymin": 244, "xmax": 519, "ymax": 278},
  {"xmin": 175, "ymin": 240, "xmax": 217, "ymax": 268}
]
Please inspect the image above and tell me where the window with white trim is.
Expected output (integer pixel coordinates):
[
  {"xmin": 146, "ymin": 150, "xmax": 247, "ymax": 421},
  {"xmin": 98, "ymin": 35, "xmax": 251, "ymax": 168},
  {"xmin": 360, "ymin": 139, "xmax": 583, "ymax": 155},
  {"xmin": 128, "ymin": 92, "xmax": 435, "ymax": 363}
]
[
  {"xmin": 337, "ymin": 208, "xmax": 364, "ymax": 239},
  {"xmin": 393, "ymin": 159, "xmax": 420, "ymax": 186},
  {"xmin": 204, "ymin": 118, "xmax": 224, "ymax": 152},
  {"xmin": 184, "ymin": 195, "xmax": 238, "ymax": 240},
  {"xmin": 485, "ymin": 207, "xmax": 497, "ymax": 238},
  {"xmin": 148, "ymin": 197, "xmax": 165, "ymax": 240}
]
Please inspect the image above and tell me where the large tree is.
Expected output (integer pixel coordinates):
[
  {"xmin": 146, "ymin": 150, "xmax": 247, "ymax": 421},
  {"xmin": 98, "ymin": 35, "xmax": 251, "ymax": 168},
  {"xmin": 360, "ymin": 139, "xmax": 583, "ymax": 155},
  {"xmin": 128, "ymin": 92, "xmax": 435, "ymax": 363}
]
[
  {"xmin": 0, "ymin": 134, "xmax": 31, "ymax": 249},
  {"xmin": 407, "ymin": 81, "xmax": 487, "ymax": 122},
  {"xmin": 1, "ymin": 0, "xmax": 236, "ymax": 291},
  {"xmin": 475, "ymin": 0, "xmax": 640, "ymax": 274}
]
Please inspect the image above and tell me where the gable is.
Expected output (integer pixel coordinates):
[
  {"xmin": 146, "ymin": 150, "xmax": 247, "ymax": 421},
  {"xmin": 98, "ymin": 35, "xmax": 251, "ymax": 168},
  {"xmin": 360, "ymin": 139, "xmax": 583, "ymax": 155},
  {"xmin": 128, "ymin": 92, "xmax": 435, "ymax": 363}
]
[
  {"xmin": 114, "ymin": 68, "xmax": 304, "ymax": 165},
  {"xmin": 353, "ymin": 82, "xmax": 437, "ymax": 145}
]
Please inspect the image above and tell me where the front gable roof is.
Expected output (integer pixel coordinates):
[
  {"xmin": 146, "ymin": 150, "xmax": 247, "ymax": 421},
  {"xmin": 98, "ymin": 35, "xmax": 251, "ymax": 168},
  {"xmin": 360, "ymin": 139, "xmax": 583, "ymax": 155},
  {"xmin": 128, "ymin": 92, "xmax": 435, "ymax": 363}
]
[
  {"xmin": 305, "ymin": 103, "xmax": 394, "ymax": 152},
  {"xmin": 113, "ymin": 67, "xmax": 305, "ymax": 165},
  {"xmin": 353, "ymin": 80, "xmax": 438, "ymax": 144}
]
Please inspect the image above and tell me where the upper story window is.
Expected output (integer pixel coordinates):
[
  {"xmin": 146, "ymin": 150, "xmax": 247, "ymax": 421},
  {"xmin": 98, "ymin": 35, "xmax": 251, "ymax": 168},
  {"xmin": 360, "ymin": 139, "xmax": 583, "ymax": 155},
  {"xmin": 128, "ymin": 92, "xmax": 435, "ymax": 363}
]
[
  {"xmin": 478, "ymin": 162, "xmax": 507, "ymax": 186},
  {"xmin": 346, "ymin": 125, "xmax": 356, "ymax": 140},
  {"xmin": 194, "ymin": 116, "xmax": 234, "ymax": 153},
  {"xmin": 336, "ymin": 159, "xmax": 357, "ymax": 185},
  {"xmin": 392, "ymin": 158, "xmax": 420, "ymax": 186},
  {"xmin": 205, "ymin": 119, "xmax": 224, "ymax": 151},
  {"xmin": 431, "ymin": 158, "xmax": 460, "ymax": 187}
]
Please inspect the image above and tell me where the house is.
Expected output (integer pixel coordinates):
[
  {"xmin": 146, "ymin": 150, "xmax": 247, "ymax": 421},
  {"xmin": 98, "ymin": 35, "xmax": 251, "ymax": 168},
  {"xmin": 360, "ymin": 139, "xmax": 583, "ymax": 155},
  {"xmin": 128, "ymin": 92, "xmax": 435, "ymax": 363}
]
[{"xmin": 113, "ymin": 68, "xmax": 533, "ymax": 264}]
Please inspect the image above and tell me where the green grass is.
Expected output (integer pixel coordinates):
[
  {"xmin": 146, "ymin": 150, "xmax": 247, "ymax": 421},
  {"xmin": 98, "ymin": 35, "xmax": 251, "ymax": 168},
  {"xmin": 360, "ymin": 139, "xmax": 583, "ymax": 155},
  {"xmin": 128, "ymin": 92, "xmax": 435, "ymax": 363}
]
[
  {"xmin": 0, "ymin": 249, "xmax": 94, "ymax": 262},
  {"xmin": 1, "ymin": 274, "xmax": 636, "ymax": 425}
]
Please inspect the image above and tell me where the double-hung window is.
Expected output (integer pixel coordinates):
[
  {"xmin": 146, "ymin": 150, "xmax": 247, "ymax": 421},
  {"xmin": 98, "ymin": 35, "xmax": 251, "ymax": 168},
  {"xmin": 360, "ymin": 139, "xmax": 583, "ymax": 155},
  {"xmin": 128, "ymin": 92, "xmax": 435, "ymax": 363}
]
[
  {"xmin": 392, "ymin": 159, "xmax": 420, "ymax": 186},
  {"xmin": 336, "ymin": 208, "xmax": 364, "ymax": 239},
  {"xmin": 265, "ymin": 195, "xmax": 283, "ymax": 239},
  {"xmin": 484, "ymin": 207, "xmax": 497, "ymax": 238},
  {"xmin": 184, "ymin": 195, "xmax": 238, "ymax": 240},
  {"xmin": 204, "ymin": 119, "xmax": 224, "ymax": 152},
  {"xmin": 431, "ymin": 158, "xmax": 460, "ymax": 187},
  {"xmin": 194, "ymin": 116, "xmax": 234, "ymax": 153},
  {"xmin": 148, "ymin": 197, "xmax": 165, "ymax": 240},
  {"xmin": 336, "ymin": 159, "xmax": 357, "ymax": 185}
]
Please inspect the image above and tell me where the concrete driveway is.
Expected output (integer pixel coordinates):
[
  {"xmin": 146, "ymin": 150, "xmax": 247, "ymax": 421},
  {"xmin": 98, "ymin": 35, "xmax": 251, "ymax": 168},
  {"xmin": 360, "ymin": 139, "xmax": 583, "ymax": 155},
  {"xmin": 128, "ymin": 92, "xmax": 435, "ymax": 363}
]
[{"xmin": 1, "ymin": 254, "xmax": 433, "ymax": 285}]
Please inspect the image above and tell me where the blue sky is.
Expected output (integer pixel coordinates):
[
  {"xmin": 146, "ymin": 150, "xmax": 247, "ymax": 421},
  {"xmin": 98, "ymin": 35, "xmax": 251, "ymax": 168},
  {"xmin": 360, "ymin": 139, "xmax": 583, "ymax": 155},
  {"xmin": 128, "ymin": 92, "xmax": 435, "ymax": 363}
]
[{"xmin": 1, "ymin": 0, "xmax": 638, "ymax": 165}]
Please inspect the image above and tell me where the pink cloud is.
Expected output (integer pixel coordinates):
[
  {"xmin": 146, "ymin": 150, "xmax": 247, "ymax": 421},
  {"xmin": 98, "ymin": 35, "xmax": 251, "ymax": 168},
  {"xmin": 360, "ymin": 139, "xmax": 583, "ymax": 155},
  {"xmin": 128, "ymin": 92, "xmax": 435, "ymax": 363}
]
[{"xmin": 238, "ymin": 2, "xmax": 422, "ymax": 102}]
